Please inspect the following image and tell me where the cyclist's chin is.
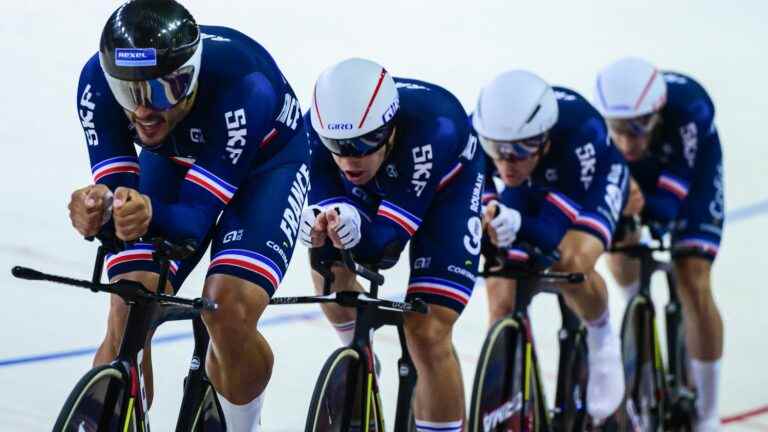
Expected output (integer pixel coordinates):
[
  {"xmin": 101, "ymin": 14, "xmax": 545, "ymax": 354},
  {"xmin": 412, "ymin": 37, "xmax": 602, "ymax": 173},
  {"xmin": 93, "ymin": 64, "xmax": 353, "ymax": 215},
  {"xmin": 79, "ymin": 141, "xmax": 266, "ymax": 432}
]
[
  {"xmin": 134, "ymin": 121, "xmax": 172, "ymax": 147},
  {"xmin": 501, "ymin": 173, "xmax": 527, "ymax": 187},
  {"xmin": 344, "ymin": 169, "xmax": 374, "ymax": 185}
]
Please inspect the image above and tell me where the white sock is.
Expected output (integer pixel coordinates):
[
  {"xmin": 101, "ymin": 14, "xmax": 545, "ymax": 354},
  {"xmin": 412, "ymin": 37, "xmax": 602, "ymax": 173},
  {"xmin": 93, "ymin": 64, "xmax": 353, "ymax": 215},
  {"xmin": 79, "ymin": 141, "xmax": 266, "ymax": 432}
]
[
  {"xmin": 332, "ymin": 320, "xmax": 355, "ymax": 345},
  {"xmin": 415, "ymin": 419, "xmax": 463, "ymax": 432},
  {"xmin": 217, "ymin": 392, "xmax": 264, "ymax": 432},
  {"xmin": 620, "ymin": 280, "xmax": 640, "ymax": 302},
  {"xmin": 586, "ymin": 309, "xmax": 612, "ymax": 349},
  {"xmin": 691, "ymin": 358, "xmax": 721, "ymax": 426}
]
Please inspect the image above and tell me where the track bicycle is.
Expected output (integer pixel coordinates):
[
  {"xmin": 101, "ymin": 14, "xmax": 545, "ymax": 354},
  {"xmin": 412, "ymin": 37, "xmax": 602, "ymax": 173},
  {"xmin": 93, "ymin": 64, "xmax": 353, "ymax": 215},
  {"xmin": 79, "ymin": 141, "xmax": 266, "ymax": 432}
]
[
  {"xmin": 270, "ymin": 249, "xmax": 428, "ymax": 432},
  {"xmin": 610, "ymin": 229, "xmax": 695, "ymax": 431},
  {"xmin": 468, "ymin": 247, "xmax": 590, "ymax": 432},
  {"xmin": 11, "ymin": 233, "xmax": 219, "ymax": 431}
]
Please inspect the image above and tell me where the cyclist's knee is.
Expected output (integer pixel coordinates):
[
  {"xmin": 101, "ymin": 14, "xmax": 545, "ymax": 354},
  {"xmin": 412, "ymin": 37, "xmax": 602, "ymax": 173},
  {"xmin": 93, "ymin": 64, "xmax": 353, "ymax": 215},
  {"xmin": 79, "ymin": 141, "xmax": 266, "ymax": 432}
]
[
  {"xmin": 606, "ymin": 253, "xmax": 637, "ymax": 287},
  {"xmin": 111, "ymin": 270, "xmax": 172, "ymax": 294},
  {"xmin": 202, "ymin": 274, "xmax": 269, "ymax": 348},
  {"xmin": 486, "ymin": 277, "xmax": 515, "ymax": 322},
  {"xmin": 553, "ymin": 231, "xmax": 603, "ymax": 275},
  {"xmin": 674, "ymin": 257, "xmax": 714, "ymax": 309},
  {"xmin": 404, "ymin": 305, "xmax": 458, "ymax": 364}
]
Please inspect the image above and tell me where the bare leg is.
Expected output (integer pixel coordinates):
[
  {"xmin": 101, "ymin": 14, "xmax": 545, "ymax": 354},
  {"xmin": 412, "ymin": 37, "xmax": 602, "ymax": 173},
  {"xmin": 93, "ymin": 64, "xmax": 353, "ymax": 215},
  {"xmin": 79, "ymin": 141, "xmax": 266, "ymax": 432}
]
[{"xmin": 405, "ymin": 305, "xmax": 465, "ymax": 428}]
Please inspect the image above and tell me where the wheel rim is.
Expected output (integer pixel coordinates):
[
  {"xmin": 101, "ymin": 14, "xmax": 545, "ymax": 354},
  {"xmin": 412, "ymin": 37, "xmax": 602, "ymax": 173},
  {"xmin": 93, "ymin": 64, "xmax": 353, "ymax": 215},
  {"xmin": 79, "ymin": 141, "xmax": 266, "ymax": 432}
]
[
  {"xmin": 621, "ymin": 297, "xmax": 662, "ymax": 431},
  {"xmin": 308, "ymin": 348, "xmax": 385, "ymax": 432},
  {"xmin": 57, "ymin": 367, "xmax": 126, "ymax": 432},
  {"xmin": 469, "ymin": 318, "xmax": 531, "ymax": 432}
]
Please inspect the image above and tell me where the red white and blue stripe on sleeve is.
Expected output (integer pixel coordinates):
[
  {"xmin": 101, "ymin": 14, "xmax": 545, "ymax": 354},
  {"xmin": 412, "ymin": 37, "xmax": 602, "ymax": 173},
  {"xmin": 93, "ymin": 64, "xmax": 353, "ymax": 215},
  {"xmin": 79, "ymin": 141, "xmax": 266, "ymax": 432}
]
[
  {"xmin": 544, "ymin": 191, "xmax": 580, "ymax": 222},
  {"xmin": 657, "ymin": 172, "xmax": 690, "ymax": 200},
  {"xmin": 91, "ymin": 156, "xmax": 140, "ymax": 183},
  {"xmin": 574, "ymin": 211, "xmax": 614, "ymax": 246},
  {"xmin": 105, "ymin": 242, "xmax": 180, "ymax": 274},
  {"xmin": 407, "ymin": 276, "xmax": 472, "ymax": 307},
  {"xmin": 184, "ymin": 165, "xmax": 237, "ymax": 204},
  {"xmin": 377, "ymin": 200, "xmax": 422, "ymax": 236},
  {"xmin": 209, "ymin": 249, "xmax": 283, "ymax": 291}
]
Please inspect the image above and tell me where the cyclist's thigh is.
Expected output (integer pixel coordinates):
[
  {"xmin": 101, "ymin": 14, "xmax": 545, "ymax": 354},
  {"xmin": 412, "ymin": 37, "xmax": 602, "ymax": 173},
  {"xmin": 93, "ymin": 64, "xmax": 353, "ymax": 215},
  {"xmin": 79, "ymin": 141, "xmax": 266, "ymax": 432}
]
[
  {"xmin": 106, "ymin": 151, "xmax": 211, "ymax": 292},
  {"xmin": 672, "ymin": 132, "xmax": 724, "ymax": 262},
  {"xmin": 206, "ymin": 128, "xmax": 310, "ymax": 298},
  {"xmin": 406, "ymin": 154, "xmax": 484, "ymax": 315}
]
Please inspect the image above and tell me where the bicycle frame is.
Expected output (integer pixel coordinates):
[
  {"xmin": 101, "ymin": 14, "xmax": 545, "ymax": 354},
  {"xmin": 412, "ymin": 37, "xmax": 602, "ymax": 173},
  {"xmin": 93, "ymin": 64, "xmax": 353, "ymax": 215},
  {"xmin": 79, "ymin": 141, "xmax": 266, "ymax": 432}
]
[
  {"xmin": 516, "ymin": 277, "xmax": 586, "ymax": 429},
  {"xmin": 613, "ymin": 240, "xmax": 695, "ymax": 429},
  {"xmin": 477, "ymin": 266, "xmax": 587, "ymax": 431},
  {"xmin": 271, "ymin": 250, "xmax": 425, "ymax": 432},
  {"xmin": 12, "ymin": 235, "xmax": 216, "ymax": 431}
]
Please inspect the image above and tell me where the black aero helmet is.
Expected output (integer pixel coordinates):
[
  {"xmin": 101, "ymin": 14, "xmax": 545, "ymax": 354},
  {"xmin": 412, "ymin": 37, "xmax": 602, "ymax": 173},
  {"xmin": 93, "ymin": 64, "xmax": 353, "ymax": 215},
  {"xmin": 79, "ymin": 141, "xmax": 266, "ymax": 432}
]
[{"xmin": 99, "ymin": 0, "xmax": 202, "ymax": 111}]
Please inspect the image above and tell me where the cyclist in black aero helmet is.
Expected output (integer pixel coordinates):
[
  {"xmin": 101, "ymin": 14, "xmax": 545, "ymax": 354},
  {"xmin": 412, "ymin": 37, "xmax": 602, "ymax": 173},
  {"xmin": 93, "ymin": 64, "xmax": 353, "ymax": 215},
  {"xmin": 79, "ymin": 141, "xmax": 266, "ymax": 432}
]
[{"xmin": 69, "ymin": 1, "xmax": 310, "ymax": 430}]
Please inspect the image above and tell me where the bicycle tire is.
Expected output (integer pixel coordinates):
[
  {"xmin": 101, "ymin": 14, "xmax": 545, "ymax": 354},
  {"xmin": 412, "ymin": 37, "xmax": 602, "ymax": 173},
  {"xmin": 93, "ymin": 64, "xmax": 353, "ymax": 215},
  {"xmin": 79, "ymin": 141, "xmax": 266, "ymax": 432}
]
[
  {"xmin": 557, "ymin": 329, "xmax": 590, "ymax": 431},
  {"xmin": 468, "ymin": 316, "xmax": 543, "ymax": 432},
  {"xmin": 52, "ymin": 364, "xmax": 130, "ymax": 432},
  {"xmin": 618, "ymin": 295, "xmax": 664, "ymax": 432},
  {"xmin": 305, "ymin": 347, "xmax": 384, "ymax": 432},
  {"xmin": 181, "ymin": 384, "xmax": 225, "ymax": 432}
]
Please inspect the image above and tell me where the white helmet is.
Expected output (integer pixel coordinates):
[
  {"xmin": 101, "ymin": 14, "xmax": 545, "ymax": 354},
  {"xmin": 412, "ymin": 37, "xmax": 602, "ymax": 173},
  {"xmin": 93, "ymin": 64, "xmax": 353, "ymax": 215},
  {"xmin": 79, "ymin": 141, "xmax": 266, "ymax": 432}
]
[
  {"xmin": 310, "ymin": 58, "xmax": 399, "ymax": 156},
  {"xmin": 472, "ymin": 70, "xmax": 558, "ymax": 160},
  {"xmin": 593, "ymin": 57, "xmax": 667, "ymax": 119}
]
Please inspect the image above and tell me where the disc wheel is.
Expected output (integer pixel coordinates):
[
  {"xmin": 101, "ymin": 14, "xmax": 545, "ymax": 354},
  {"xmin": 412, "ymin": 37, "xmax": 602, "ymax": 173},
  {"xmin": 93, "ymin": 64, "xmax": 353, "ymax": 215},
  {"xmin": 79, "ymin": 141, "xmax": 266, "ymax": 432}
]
[
  {"xmin": 53, "ymin": 364, "xmax": 130, "ymax": 432},
  {"xmin": 468, "ymin": 316, "xmax": 544, "ymax": 432},
  {"xmin": 306, "ymin": 347, "xmax": 385, "ymax": 431},
  {"xmin": 189, "ymin": 385, "xmax": 226, "ymax": 431},
  {"xmin": 618, "ymin": 295, "xmax": 664, "ymax": 431}
]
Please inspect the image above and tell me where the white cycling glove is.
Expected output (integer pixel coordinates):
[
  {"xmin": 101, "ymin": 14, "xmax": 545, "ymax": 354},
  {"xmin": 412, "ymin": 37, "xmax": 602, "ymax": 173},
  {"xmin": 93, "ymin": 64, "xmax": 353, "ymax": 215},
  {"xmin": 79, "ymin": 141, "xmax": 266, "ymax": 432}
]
[
  {"xmin": 299, "ymin": 205, "xmax": 323, "ymax": 247},
  {"xmin": 330, "ymin": 203, "xmax": 362, "ymax": 249},
  {"xmin": 489, "ymin": 201, "xmax": 522, "ymax": 247}
]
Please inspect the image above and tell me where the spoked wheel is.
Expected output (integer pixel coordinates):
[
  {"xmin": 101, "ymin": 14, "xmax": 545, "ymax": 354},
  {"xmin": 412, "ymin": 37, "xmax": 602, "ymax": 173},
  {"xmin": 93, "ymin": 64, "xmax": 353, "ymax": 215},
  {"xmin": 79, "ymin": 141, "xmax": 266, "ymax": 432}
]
[
  {"xmin": 468, "ymin": 316, "xmax": 544, "ymax": 432},
  {"xmin": 617, "ymin": 295, "xmax": 664, "ymax": 432},
  {"xmin": 53, "ymin": 364, "xmax": 130, "ymax": 432},
  {"xmin": 306, "ymin": 347, "xmax": 385, "ymax": 432},
  {"xmin": 558, "ymin": 330, "xmax": 590, "ymax": 431}
]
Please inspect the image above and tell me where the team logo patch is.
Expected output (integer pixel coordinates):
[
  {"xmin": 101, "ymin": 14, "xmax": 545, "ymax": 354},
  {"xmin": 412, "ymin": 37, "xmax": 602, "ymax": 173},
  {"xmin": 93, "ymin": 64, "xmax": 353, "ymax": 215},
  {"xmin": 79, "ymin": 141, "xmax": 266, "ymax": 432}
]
[{"xmin": 115, "ymin": 48, "xmax": 157, "ymax": 67}]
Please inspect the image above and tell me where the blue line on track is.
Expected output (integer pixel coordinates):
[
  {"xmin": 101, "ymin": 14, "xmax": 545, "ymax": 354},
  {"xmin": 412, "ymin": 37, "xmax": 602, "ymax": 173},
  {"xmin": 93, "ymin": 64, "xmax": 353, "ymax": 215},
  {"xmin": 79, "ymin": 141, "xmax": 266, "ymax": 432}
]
[
  {"xmin": 2, "ymin": 198, "xmax": 768, "ymax": 369},
  {"xmin": 0, "ymin": 310, "xmax": 323, "ymax": 368}
]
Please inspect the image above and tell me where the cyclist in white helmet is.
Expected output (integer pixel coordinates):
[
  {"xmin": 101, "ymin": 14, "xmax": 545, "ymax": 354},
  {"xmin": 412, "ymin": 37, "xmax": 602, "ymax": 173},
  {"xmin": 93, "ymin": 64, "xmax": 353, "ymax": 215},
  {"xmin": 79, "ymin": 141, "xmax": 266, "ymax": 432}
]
[
  {"xmin": 473, "ymin": 70, "xmax": 630, "ymax": 422},
  {"xmin": 595, "ymin": 57, "xmax": 725, "ymax": 432},
  {"xmin": 300, "ymin": 58, "xmax": 485, "ymax": 431}
]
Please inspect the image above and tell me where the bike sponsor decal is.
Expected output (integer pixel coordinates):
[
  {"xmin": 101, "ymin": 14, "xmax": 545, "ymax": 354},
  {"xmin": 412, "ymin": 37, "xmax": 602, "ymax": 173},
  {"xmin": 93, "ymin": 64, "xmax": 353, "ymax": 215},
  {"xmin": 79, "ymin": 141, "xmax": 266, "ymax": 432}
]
[
  {"xmin": 190, "ymin": 356, "xmax": 200, "ymax": 371},
  {"xmin": 483, "ymin": 392, "xmax": 522, "ymax": 432}
]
